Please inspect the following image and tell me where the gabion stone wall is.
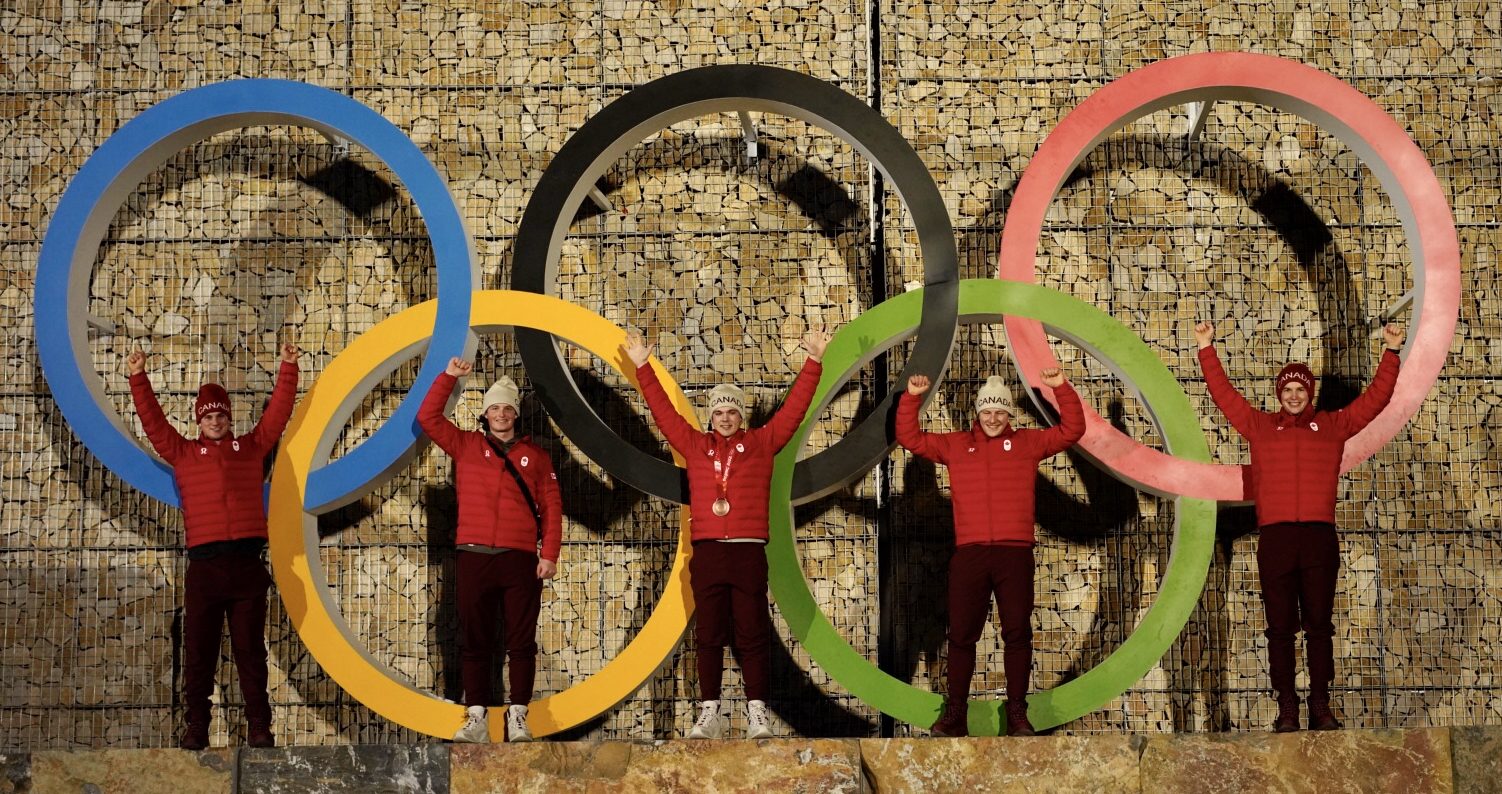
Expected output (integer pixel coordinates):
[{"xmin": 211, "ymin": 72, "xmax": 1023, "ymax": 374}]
[{"xmin": 2, "ymin": 1, "xmax": 1500, "ymax": 747}]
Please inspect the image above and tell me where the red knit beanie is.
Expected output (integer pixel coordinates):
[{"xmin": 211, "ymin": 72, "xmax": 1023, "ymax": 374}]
[
  {"xmin": 194, "ymin": 383, "xmax": 233, "ymax": 421},
  {"xmin": 1275, "ymin": 363, "xmax": 1315, "ymax": 396}
]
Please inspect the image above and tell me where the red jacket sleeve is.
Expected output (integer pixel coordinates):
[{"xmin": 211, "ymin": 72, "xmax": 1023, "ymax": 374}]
[
  {"xmin": 129, "ymin": 371, "xmax": 189, "ymax": 463},
  {"xmin": 759, "ymin": 357, "xmax": 824, "ymax": 452},
  {"xmin": 534, "ymin": 447, "xmax": 563, "ymax": 562},
  {"xmin": 636, "ymin": 362, "xmax": 702, "ymax": 455},
  {"xmin": 1198, "ymin": 345, "xmax": 1261, "ymax": 438},
  {"xmin": 417, "ymin": 373, "xmax": 467, "ymax": 456},
  {"xmin": 244, "ymin": 361, "xmax": 299, "ymax": 452},
  {"xmin": 895, "ymin": 390, "xmax": 949, "ymax": 464},
  {"xmin": 1034, "ymin": 380, "xmax": 1086, "ymax": 456},
  {"xmin": 1332, "ymin": 348, "xmax": 1400, "ymax": 436}
]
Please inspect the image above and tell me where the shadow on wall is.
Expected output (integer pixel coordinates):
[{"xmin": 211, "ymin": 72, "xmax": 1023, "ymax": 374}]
[
  {"xmin": 37, "ymin": 134, "xmax": 505, "ymax": 744},
  {"xmin": 39, "ymin": 109, "xmax": 1430, "ymax": 743},
  {"xmin": 282, "ymin": 126, "xmax": 1373, "ymax": 737},
  {"xmin": 878, "ymin": 128, "xmax": 1375, "ymax": 732},
  {"xmin": 304, "ymin": 132, "xmax": 880, "ymax": 738}
]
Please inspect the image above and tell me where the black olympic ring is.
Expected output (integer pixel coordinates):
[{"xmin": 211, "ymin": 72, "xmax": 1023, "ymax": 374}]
[{"xmin": 511, "ymin": 64, "xmax": 959, "ymax": 504}]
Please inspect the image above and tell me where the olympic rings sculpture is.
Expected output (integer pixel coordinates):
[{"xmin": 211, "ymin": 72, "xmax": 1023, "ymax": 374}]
[
  {"xmin": 36, "ymin": 52, "xmax": 1458, "ymax": 738},
  {"xmin": 35, "ymin": 80, "xmax": 479, "ymax": 513}
]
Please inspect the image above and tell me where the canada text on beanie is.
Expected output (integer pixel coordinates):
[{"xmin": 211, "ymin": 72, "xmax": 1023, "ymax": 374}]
[
  {"xmin": 974, "ymin": 376, "xmax": 1018, "ymax": 416},
  {"xmin": 707, "ymin": 383, "xmax": 746, "ymax": 417},
  {"xmin": 1275, "ymin": 363, "xmax": 1315, "ymax": 396},
  {"xmin": 194, "ymin": 383, "xmax": 232, "ymax": 421}
]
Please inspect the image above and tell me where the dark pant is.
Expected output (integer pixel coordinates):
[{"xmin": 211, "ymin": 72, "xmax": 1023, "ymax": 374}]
[
  {"xmin": 946, "ymin": 544, "xmax": 1035, "ymax": 704},
  {"xmin": 1257, "ymin": 521, "xmax": 1340, "ymax": 698},
  {"xmin": 183, "ymin": 554, "xmax": 273, "ymax": 729},
  {"xmin": 457, "ymin": 550, "xmax": 542, "ymax": 706},
  {"xmin": 689, "ymin": 541, "xmax": 771, "ymax": 702}
]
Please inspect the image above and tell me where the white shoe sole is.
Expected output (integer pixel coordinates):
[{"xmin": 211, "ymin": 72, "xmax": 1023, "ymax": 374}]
[
  {"xmin": 688, "ymin": 719, "xmax": 727, "ymax": 740},
  {"xmin": 452, "ymin": 728, "xmax": 489, "ymax": 743}
]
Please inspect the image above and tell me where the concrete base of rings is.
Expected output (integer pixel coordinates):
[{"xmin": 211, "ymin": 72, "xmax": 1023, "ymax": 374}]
[{"xmin": 13, "ymin": 725, "xmax": 1500, "ymax": 792}]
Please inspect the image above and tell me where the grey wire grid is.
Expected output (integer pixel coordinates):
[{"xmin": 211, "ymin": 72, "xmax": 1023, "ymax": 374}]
[{"xmin": 1, "ymin": 0, "xmax": 1499, "ymax": 747}]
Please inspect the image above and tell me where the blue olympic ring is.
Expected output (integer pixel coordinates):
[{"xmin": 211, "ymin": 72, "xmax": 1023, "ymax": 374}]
[{"xmin": 35, "ymin": 79, "xmax": 478, "ymax": 511}]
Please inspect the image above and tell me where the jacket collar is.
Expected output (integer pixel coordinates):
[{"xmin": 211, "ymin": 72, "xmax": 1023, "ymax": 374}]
[
  {"xmin": 1274, "ymin": 409, "xmax": 1314, "ymax": 429},
  {"xmin": 709, "ymin": 428, "xmax": 748, "ymax": 445}
]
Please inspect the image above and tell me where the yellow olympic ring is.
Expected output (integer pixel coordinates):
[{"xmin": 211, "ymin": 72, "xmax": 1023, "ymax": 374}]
[{"xmin": 268, "ymin": 290, "xmax": 697, "ymax": 740}]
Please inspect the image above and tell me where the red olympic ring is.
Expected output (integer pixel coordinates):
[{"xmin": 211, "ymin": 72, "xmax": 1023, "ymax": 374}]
[{"xmin": 999, "ymin": 51, "xmax": 1460, "ymax": 502}]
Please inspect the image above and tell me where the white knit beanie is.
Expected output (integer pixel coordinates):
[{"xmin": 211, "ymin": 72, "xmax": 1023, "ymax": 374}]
[
  {"xmin": 707, "ymin": 383, "xmax": 746, "ymax": 417},
  {"xmin": 975, "ymin": 376, "xmax": 1017, "ymax": 416},
  {"xmin": 482, "ymin": 376, "xmax": 520, "ymax": 413}
]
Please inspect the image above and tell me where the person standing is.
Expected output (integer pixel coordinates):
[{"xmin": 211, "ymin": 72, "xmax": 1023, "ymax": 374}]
[
  {"xmin": 127, "ymin": 343, "xmax": 299, "ymax": 750},
  {"xmin": 1194, "ymin": 320, "xmax": 1403, "ymax": 732},
  {"xmin": 622, "ymin": 328, "xmax": 829, "ymax": 740},
  {"xmin": 419, "ymin": 358, "xmax": 562, "ymax": 743},
  {"xmin": 896, "ymin": 369, "xmax": 1085, "ymax": 737}
]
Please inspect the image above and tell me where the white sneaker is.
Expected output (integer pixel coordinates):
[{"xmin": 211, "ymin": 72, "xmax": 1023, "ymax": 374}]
[
  {"xmin": 688, "ymin": 700, "xmax": 726, "ymax": 739},
  {"xmin": 453, "ymin": 705, "xmax": 489, "ymax": 743},
  {"xmin": 746, "ymin": 699, "xmax": 773, "ymax": 739},
  {"xmin": 506, "ymin": 704, "xmax": 533, "ymax": 742}
]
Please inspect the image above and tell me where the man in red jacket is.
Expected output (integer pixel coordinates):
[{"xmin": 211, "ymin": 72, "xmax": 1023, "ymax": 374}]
[
  {"xmin": 622, "ymin": 328, "xmax": 829, "ymax": 740},
  {"xmin": 127, "ymin": 343, "xmax": 299, "ymax": 750},
  {"xmin": 1195, "ymin": 320, "xmax": 1403, "ymax": 732},
  {"xmin": 897, "ymin": 369, "xmax": 1085, "ymax": 737},
  {"xmin": 419, "ymin": 358, "xmax": 562, "ymax": 743}
]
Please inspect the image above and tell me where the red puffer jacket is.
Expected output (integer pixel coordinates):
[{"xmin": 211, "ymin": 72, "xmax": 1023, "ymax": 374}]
[
  {"xmin": 418, "ymin": 373, "xmax": 562, "ymax": 561},
  {"xmin": 896, "ymin": 382, "xmax": 1085, "ymax": 546},
  {"xmin": 130, "ymin": 362, "xmax": 298, "ymax": 548},
  {"xmin": 1199, "ymin": 345, "xmax": 1399, "ymax": 528},
  {"xmin": 636, "ymin": 358, "xmax": 822, "ymax": 541}
]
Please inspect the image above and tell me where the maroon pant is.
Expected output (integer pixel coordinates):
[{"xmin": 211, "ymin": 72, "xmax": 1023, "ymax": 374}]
[
  {"xmin": 947, "ymin": 544, "xmax": 1034, "ymax": 704},
  {"xmin": 1258, "ymin": 521, "xmax": 1340, "ymax": 698},
  {"xmin": 183, "ymin": 554, "xmax": 272, "ymax": 729},
  {"xmin": 457, "ymin": 550, "xmax": 542, "ymax": 706},
  {"xmin": 689, "ymin": 541, "xmax": 771, "ymax": 702}
]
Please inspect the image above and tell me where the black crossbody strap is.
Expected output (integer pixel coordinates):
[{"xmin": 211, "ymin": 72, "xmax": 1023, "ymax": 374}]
[{"xmin": 482, "ymin": 435, "xmax": 543, "ymax": 531}]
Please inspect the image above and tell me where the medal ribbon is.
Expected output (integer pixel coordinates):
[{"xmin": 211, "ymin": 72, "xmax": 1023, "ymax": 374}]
[{"xmin": 712, "ymin": 435, "xmax": 739, "ymax": 504}]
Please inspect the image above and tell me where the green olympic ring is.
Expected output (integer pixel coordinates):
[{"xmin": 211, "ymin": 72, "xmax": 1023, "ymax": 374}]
[{"xmin": 769, "ymin": 278, "xmax": 1216, "ymax": 735}]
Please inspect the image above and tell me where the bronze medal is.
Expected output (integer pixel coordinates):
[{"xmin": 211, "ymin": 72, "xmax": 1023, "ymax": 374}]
[{"xmin": 712, "ymin": 497, "xmax": 731, "ymax": 516}]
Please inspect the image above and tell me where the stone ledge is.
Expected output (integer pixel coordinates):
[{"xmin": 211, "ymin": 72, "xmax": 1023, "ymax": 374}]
[
  {"xmin": 450, "ymin": 739, "xmax": 864, "ymax": 794},
  {"xmin": 859, "ymin": 735, "xmax": 1143, "ymax": 793},
  {"xmin": 1140, "ymin": 728, "xmax": 1453, "ymax": 793},
  {"xmin": 29, "ymin": 747, "xmax": 235, "ymax": 794},
  {"xmin": 1453, "ymin": 726, "xmax": 1502, "ymax": 794},
  {"xmin": 0, "ymin": 751, "xmax": 29, "ymax": 794},
  {"xmin": 5, "ymin": 726, "xmax": 1501, "ymax": 793},
  {"xmin": 239, "ymin": 744, "xmax": 448, "ymax": 794}
]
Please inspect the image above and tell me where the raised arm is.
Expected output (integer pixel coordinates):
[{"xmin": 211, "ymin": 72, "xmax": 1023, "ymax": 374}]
[
  {"xmin": 1034, "ymin": 368, "xmax": 1086, "ymax": 456},
  {"xmin": 126, "ymin": 350, "xmax": 189, "ymax": 462},
  {"xmin": 416, "ymin": 357, "xmax": 471, "ymax": 456},
  {"xmin": 245, "ymin": 343, "xmax": 300, "ymax": 450},
  {"xmin": 757, "ymin": 331, "xmax": 830, "ymax": 452},
  {"xmin": 624, "ymin": 332, "xmax": 701, "ymax": 453},
  {"xmin": 895, "ymin": 374, "xmax": 949, "ymax": 464},
  {"xmin": 1194, "ymin": 321, "xmax": 1261, "ymax": 437},
  {"xmin": 1332, "ymin": 323, "xmax": 1404, "ymax": 434}
]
